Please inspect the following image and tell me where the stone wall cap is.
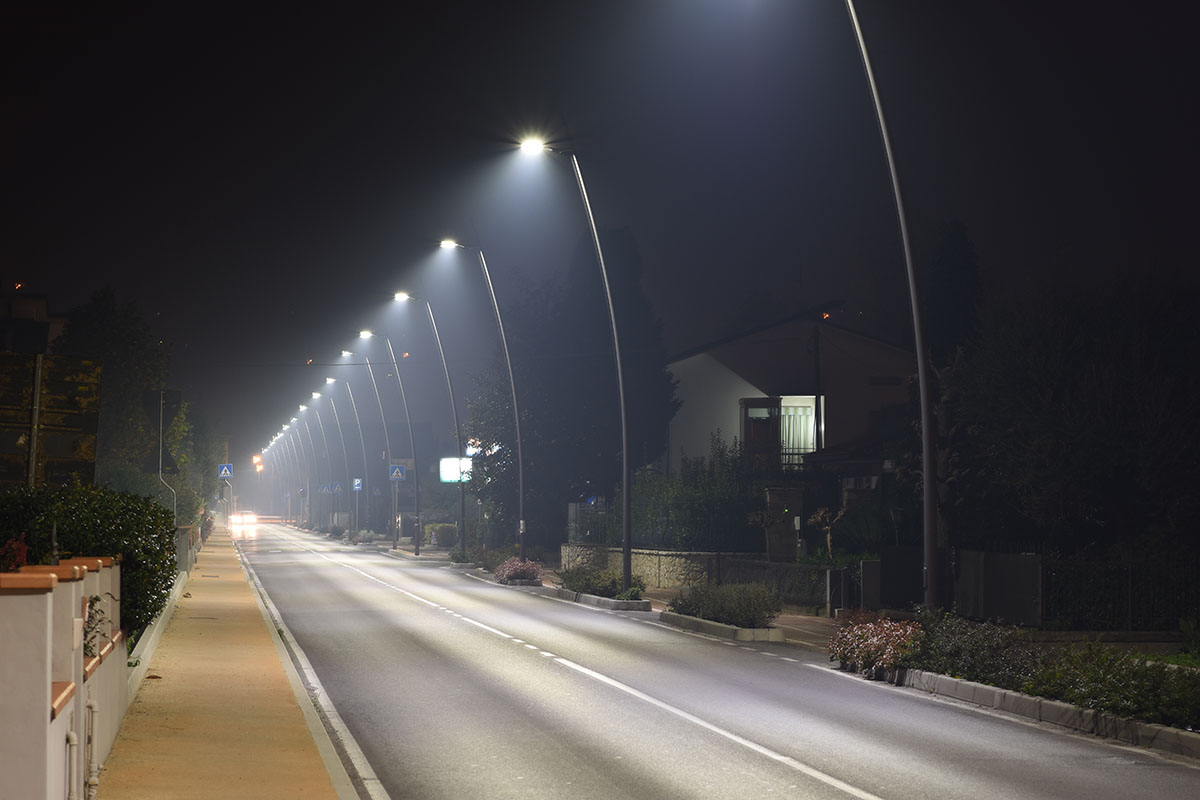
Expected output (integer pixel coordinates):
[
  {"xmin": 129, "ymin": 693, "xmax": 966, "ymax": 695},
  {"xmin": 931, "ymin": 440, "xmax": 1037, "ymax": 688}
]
[
  {"xmin": 0, "ymin": 572, "xmax": 58, "ymax": 592},
  {"xmin": 20, "ymin": 565, "xmax": 85, "ymax": 581}
]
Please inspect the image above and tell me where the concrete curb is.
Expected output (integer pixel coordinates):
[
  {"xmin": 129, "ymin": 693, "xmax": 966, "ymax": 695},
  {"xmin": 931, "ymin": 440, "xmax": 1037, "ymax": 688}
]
[
  {"xmin": 385, "ymin": 549, "xmax": 451, "ymax": 562},
  {"xmin": 899, "ymin": 668, "xmax": 1200, "ymax": 760},
  {"xmin": 526, "ymin": 585, "xmax": 653, "ymax": 611},
  {"xmin": 126, "ymin": 569, "xmax": 189, "ymax": 699},
  {"xmin": 659, "ymin": 611, "xmax": 785, "ymax": 642}
]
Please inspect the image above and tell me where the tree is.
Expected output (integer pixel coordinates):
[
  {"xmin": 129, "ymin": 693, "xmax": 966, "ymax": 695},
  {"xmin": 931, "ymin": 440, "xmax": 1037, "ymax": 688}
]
[
  {"xmin": 464, "ymin": 228, "xmax": 680, "ymax": 549},
  {"xmin": 53, "ymin": 288, "xmax": 212, "ymax": 526},
  {"xmin": 937, "ymin": 283, "xmax": 1200, "ymax": 556}
]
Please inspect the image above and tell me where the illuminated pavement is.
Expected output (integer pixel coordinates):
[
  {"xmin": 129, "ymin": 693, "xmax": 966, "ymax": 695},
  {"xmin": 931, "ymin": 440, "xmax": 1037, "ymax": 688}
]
[{"xmin": 237, "ymin": 523, "xmax": 1200, "ymax": 800}]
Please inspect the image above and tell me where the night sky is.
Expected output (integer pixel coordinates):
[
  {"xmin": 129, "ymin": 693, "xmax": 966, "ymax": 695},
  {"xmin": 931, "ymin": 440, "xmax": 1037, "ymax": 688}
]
[{"xmin": 5, "ymin": 1, "xmax": 1197, "ymax": 471}]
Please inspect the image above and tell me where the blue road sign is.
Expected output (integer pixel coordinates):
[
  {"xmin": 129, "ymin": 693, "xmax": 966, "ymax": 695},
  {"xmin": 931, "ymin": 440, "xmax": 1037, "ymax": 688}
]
[
  {"xmin": 218, "ymin": 463, "xmax": 233, "ymax": 479},
  {"xmin": 389, "ymin": 464, "xmax": 406, "ymax": 481},
  {"xmin": 373, "ymin": 487, "xmax": 382, "ymax": 497},
  {"xmin": 318, "ymin": 484, "xmax": 331, "ymax": 495},
  {"xmin": 333, "ymin": 482, "xmax": 343, "ymax": 494},
  {"xmin": 353, "ymin": 478, "xmax": 362, "ymax": 492}
]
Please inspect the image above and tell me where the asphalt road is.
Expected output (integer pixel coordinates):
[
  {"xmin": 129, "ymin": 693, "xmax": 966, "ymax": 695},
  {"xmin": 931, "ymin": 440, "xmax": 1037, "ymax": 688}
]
[{"xmin": 237, "ymin": 523, "xmax": 1200, "ymax": 800}]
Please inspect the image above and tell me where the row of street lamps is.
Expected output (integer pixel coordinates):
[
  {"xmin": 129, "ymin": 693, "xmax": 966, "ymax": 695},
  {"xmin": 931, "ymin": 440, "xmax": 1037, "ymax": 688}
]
[
  {"xmin": 257, "ymin": 0, "xmax": 936, "ymax": 604},
  {"xmin": 258, "ymin": 139, "xmax": 629, "ymax": 579}
]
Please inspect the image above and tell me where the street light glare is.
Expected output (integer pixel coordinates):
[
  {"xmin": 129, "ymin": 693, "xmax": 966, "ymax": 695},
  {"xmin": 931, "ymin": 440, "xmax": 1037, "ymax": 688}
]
[
  {"xmin": 312, "ymin": 392, "xmax": 321, "ymax": 399},
  {"xmin": 519, "ymin": 138, "xmax": 546, "ymax": 155},
  {"xmin": 299, "ymin": 404, "xmax": 307, "ymax": 411},
  {"xmin": 341, "ymin": 350, "xmax": 353, "ymax": 358},
  {"xmin": 394, "ymin": 291, "xmax": 411, "ymax": 302},
  {"xmin": 439, "ymin": 239, "xmax": 458, "ymax": 249},
  {"xmin": 325, "ymin": 377, "xmax": 336, "ymax": 384},
  {"xmin": 359, "ymin": 330, "xmax": 373, "ymax": 339}
]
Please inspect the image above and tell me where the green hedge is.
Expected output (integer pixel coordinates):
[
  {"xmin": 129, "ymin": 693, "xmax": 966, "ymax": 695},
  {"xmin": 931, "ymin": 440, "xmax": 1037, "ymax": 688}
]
[
  {"xmin": 669, "ymin": 583, "xmax": 782, "ymax": 629},
  {"xmin": 0, "ymin": 483, "xmax": 177, "ymax": 636},
  {"xmin": 887, "ymin": 609, "xmax": 1200, "ymax": 730},
  {"xmin": 558, "ymin": 566, "xmax": 646, "ymax": 598}
]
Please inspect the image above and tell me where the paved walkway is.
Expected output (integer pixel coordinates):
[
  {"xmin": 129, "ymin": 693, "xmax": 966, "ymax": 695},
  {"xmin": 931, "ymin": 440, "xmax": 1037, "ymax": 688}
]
[{"xmin": 97, "ymin": 529, "xmax": 350, "ymax": 800}]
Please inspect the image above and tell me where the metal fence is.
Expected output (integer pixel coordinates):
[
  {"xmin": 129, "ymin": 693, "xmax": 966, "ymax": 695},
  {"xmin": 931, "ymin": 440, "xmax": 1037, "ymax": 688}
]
[{"xmin": 1042, "ymin": 555, "xmax": 1200, "ymax": 631}]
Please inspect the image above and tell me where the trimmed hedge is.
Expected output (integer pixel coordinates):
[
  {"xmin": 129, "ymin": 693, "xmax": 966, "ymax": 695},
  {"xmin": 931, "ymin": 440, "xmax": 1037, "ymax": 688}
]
[
  {"xmin": 831, "ymin": 609, "xmax": 1200, "ymax": 731},
  {"xmin": 669, "ymin": 583, "xmax": 782, "ymax": 629},
  {"xmin": 1, "ymin": 483, "xmax": 176, "ymax": 636},
  {"xmin": 558, "ymin": 566, "xmax": 646, "ymax": 598}
]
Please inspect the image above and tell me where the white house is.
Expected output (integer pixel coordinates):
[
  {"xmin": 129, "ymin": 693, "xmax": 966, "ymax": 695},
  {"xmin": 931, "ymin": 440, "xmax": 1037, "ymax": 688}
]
[{"xmin": 665, "ymin": 316, "xmax": 915, "ymax": 476}]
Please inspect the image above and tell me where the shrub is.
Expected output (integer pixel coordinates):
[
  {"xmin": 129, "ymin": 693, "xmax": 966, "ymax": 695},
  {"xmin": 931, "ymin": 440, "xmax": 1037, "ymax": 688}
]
[
  {"xmin": 0, "ymin": 533, "xmax": 28, "ymax": 572},
  {"xmin": 908, "ymin": 608, "xmax": 1041, "ymax": 687},
  {"xmin": 427, "ymin": 523, "xmax": 457, "ymax": 549},
  {"xmin": 473, "ymin": 546, "xmax": 515, "ymax": 572},
  {"xmin": 615, "ymin": 587, "xmax": 643, "ymax": 601},
  {"xmin": 841, "ymin": 609, "xmax": 1200, "ymax": 730},
  {"xmin": 828, "ymin": 618, "xmax": 923, "ymax": 672},
  {"xmin": 558, "ymin": 566, "xmax": 646, "ymax": 598},
  {"xmin": 493, "ymin": 557, "xmax": 543, "ymax": 584},
  {"xmin": 668, "ymin": 583, "xmax": 782, "ymax": 629},
  {"xmin": 0, "ymin": 483, "xmax": 176, "ymax": 637}
]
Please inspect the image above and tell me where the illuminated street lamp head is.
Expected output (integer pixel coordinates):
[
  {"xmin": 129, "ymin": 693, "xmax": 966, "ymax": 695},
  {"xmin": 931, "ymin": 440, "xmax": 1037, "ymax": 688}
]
[
  {"xmin": 359, "ymin": 330, "xmax": 373, "ymax": 339},
  {"xmin": 311, "ymin": 392, "xmax": 321, "ymax": 399},
  {"xmin": 341, "ymin": 350, "xmax": 353, "ymax": 358},
  {"xmin": 299, "ymin": 404, "xmax": 307, "ymax": 412},
  {"xmin": 394, "ymin": 291, "xmax": 411, "ymax": 302},
  {"xmin": 325, "ymin": 376, "xmax": 336, "ymax": 384},
  {"xmin": 439, "ymin": 239, "xmax": 459, "ymax": 249},
  {"xmin": 519, "ymin": 138, "xmax": 546, "ymax": 155}
]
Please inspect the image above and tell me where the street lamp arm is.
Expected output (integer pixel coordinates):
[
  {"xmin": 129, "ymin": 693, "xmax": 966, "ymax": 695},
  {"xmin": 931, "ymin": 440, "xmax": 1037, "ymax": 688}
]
[{"xmin": 845, "ymin": 0, "xmax": 938, "ymax": 608}]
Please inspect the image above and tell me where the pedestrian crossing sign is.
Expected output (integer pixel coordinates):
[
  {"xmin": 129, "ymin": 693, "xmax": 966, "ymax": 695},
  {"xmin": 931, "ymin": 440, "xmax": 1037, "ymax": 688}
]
[
  {"xmin": 218, "ymin": 464, "xmax": 233, "ymax": 479},
  {"xmin": 389, "ymin": 464, "xmax": 406, "ymax": 481}
]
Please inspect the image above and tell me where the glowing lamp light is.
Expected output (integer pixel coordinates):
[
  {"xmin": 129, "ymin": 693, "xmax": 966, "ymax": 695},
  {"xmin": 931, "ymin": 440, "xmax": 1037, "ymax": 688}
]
[
  {"xmin": 519, "ymin": 138, "xmax": 546, "ymax": 155},
  {"xmin": 341, "ymin": 350, "xmax": 353, "ymax": 358},
  {"xmin": 312, "ymin": 392, "xmax": 321, "ymax": 399},
  {"xmin": 439, "ymin": 239, "xmax": 458, "ymax": 249},
  {"xmin": 299, "ymin": 404, "xmax": 307, "ymax": 412},
  {"xmin": 359, "ymin": 330, "xmax": 373, "ymax": 339},
  {"xmin": 394, "ymin": 291, "xmax": 411, "ymax": 302},
  {"xmin": 325, "ymin": 377, "xmax": 336, "ymax": 384}
]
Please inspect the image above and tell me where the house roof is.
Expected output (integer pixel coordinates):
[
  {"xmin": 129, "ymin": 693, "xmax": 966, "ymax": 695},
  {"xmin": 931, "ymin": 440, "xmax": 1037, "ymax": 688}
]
[{"xmin": 667, "ymin": 303, "xmax": 913, "ymax": 366}]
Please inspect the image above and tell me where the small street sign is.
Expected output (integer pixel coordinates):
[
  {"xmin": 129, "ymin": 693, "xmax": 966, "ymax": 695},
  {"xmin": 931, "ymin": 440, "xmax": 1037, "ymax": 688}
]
[
  {"xmin": 333, "ymin": 482, "xmax": 343, "ymax": 494},
  {"xmin": 373, "ymin": 486, "xmax": 382, "ymax": 497},
  {"xmin": 353, "ymin": 478, "xmax": 362, "ymax": 492},
  {"xmin": 389, "ymin": 464, "xmax": 406, "ymax": 481},
  {"xmin": 218, "ymin": 463, "xmax": 233, "ymax": 479},
  {"xmin": 318, "ymin": 484, "xmax": 331, "ymax": 495}
]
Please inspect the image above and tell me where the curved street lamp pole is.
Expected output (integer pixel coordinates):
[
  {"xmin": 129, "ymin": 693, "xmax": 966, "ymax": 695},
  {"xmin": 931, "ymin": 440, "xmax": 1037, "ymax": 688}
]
[
  {"xmin": 523, "ymin": 141, "xmax": 632, "ymax": 591},
  {"xmin": 398, "ymin": 293, "xmax": 466, "ymax": 555},
  {"xmin": 299, "ymin": 415, "xmax": 320, "ymax": 528},
  {"xmin": 356, "ymin": 335, "xmax": 395, "ymax": 540},
  {"xmin": 845, "ymin": 0, "xmax": 938, "ymax": 608},
  {"xmin": 343, "ymin": 379, "xmax": 370, "ymax": 535},
  {"xmin": 441, "ymin": 241, "xmax": 526, "ymax": 559},
  {"xmin": 310, "ymin": 396, "xmax": 334, "ymax": 529},
  {"xmin": 326, "ymin": 385, "xmax": 352, "ymax": 528},
  {"xmin": 385, "ymin": 337, "xmax": 421, "ymax": 556}
]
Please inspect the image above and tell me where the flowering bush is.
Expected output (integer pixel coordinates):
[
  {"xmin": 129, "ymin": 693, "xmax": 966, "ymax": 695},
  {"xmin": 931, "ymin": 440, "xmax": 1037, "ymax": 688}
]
[
  {"xmin": 493, "ymin": 557, "xmax": 543, "ymax": 584},
  {"xmin": 828, "ymin": 618, "xmax": 923, "ymax": 674}
]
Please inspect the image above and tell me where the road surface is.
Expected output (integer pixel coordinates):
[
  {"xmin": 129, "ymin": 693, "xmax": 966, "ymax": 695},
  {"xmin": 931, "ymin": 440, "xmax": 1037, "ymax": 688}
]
[{"xmin": 237, "ymin": 523, "xmax": 1200, "ymax": 799}]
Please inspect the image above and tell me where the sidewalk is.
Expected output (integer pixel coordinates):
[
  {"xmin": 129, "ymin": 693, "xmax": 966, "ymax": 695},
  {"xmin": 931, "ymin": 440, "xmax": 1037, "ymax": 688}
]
[{"xmin": 97, "ymin": 529, "xmax": 349, "ymax": 800}]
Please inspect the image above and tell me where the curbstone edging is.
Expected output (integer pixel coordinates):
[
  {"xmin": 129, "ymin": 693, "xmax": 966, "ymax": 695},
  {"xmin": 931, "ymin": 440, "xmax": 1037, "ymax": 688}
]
[
  {"xmin": 524, "ymin": 584, "xmax": 652, "ymax": 610},
  {"xmin": 659, "ymin": 611, "xmax": 785, "ymax": 641},
  {"xmin": 898, "ymin": 668, "xmax": 1200, "ymax": 760}
]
